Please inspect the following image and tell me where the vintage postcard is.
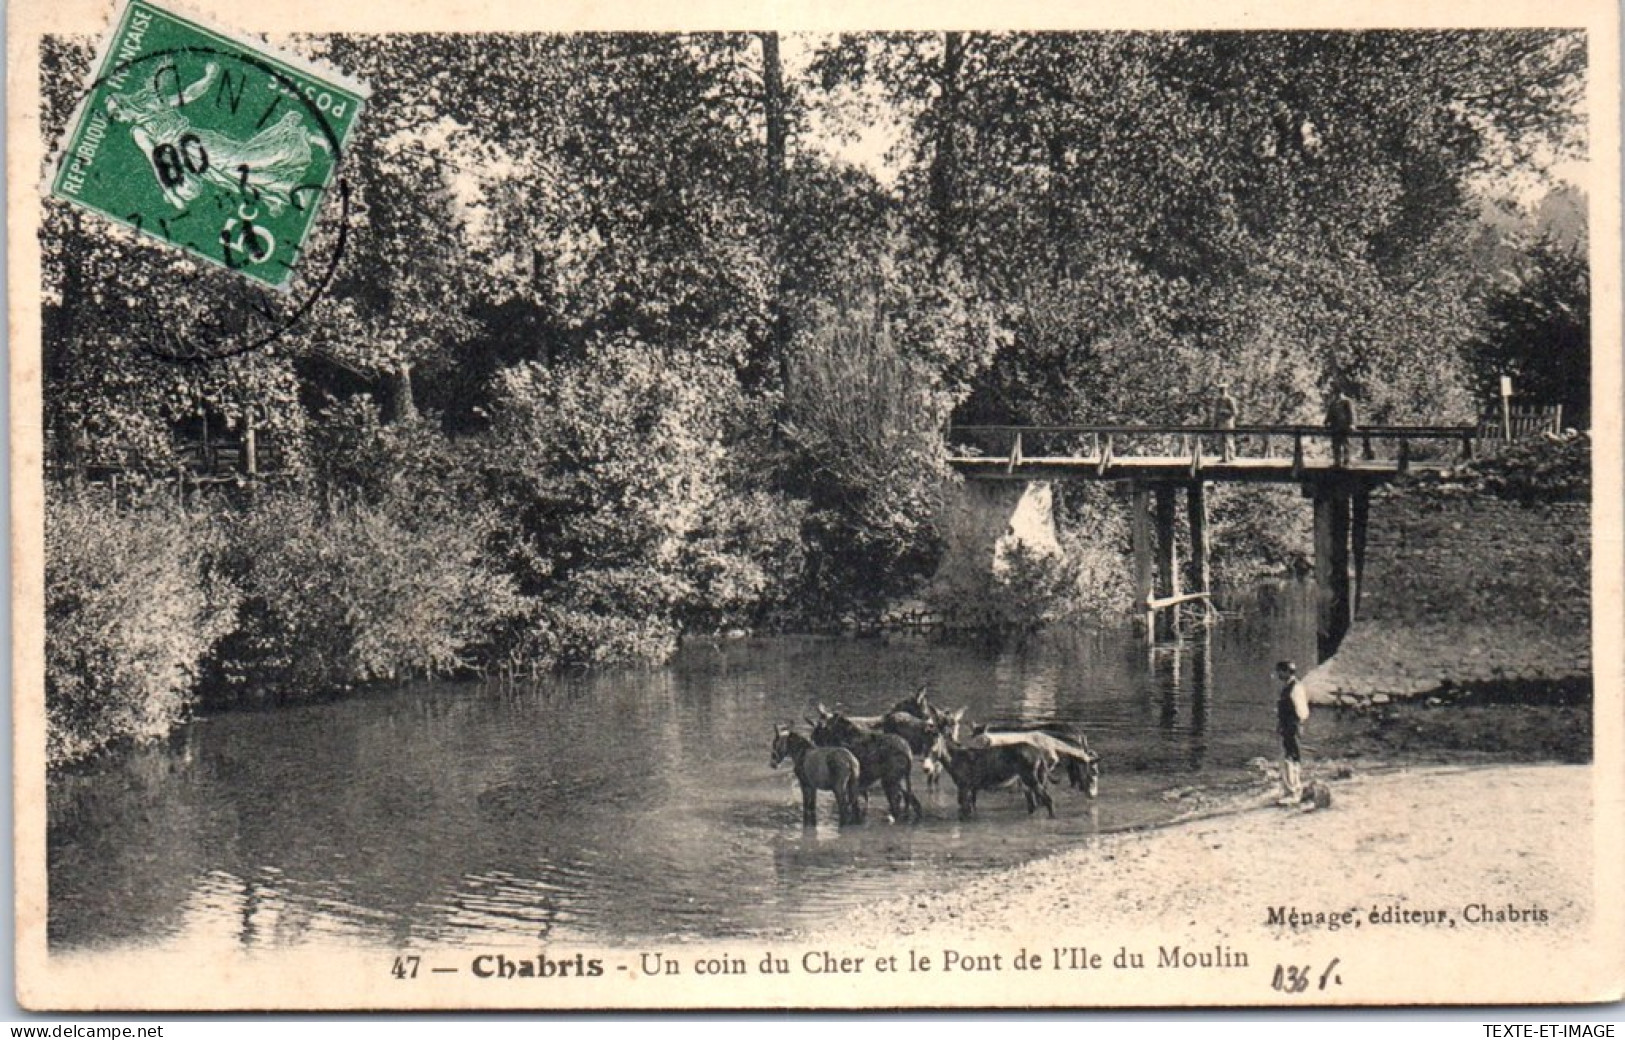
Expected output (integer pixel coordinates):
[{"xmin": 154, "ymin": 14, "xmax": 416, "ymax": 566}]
[{"xmin": 9, "ymin": 0, "xmax": 1622, "ymax": 1012}]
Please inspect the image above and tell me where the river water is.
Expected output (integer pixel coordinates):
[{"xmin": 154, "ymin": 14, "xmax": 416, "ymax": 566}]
[{"xmin": 47, "ymin": 581, "xmax": 1318, "ymax": 953}]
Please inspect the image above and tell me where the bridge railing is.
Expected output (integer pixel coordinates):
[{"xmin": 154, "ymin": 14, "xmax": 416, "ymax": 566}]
[{"xmin": 947, "ymin": 423, "xmax": 1477, "ymax": 474}]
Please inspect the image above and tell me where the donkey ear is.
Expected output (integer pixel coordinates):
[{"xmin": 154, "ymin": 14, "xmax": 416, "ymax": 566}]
[{"xmin": 951, "ymin": 707, "xmax": 966, "ymax": 721}]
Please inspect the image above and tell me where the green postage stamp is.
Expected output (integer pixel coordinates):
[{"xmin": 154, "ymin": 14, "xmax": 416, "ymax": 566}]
[{"xmin": 48, "ymin": 0, "xmax": 367, "ymax": 290}]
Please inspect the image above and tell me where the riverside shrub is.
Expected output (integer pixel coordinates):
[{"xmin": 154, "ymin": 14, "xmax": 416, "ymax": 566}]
[
  {"xmin": 210, "ymin": 491, "xmax": 530, "ymax": 701},
  {"xmin": 781, "ymin": 308, "xmax": 952, "ymax": 614},
  {"xmin": 485, "ymin": 337, "xmax": 806, "ymax": 665},
  {"xmin": 45, "ymin": 492, "xmax": 239, "ymax": 767}
]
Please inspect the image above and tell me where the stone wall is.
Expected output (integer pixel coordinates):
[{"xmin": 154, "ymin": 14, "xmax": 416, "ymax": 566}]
[{"xmin": 1306, "ymin": 486, "xmax": 1590, "ymax": 704}]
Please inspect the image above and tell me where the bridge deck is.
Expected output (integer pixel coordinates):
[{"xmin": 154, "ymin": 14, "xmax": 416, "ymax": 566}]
[
  {"xmin": 947, "ymin": 455, "xmax": 1435, "ymax": 483},
  {"xmin": 947, "ymin": 423, "xmax": 1476, "ymax": 484}
]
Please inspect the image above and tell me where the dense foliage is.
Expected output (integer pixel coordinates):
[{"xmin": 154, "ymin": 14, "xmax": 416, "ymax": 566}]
[
  {"xmin": 209, "ymin": 490, "xmax": 531, "ymax": 700},
  {"xmin": 46, "ymin": 494, "xmax": 238, "ymax": 767},
  {"xmin": 1445, "ymin": 431, "xmax": 1591, "ymax": 503},
  {"xmin": 1469, "ymin": 237, "xmax": 1590, "ymax": 429},
  {"xmin": 40, "ymin": 29, "xmax": 1588, "ymax": 764}
]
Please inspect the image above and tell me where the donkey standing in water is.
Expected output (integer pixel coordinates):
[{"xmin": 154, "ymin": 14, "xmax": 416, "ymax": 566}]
[
  {"xmin": 810, "ymin": 708, "xmax": 924, "ymax": 823},
  {"xmin": 771, "ymin": 724, "xmax": 864, "ymax": 826}
]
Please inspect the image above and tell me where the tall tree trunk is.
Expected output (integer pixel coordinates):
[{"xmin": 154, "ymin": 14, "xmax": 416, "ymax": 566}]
[
  {"xmin": 928, "ymin": 32, "xmax": 966, "ymax": 269},
  {"xmin": 759, "ymin": 31, "xmax": 793, "ymax": 395},
  {"xmin": 383, "ymin": 363, "xmax": 417, "ymax": 423}
]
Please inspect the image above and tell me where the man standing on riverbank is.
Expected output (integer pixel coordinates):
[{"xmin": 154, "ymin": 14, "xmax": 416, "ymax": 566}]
[{"xmin": 1275, "ymin": 660, "xmax": 1309, "ymax": 804}]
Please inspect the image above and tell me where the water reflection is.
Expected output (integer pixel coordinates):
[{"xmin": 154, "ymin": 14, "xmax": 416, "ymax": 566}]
[{"xmin": 48, "ymin": 581, "xmax": 1318, "ymax": 953}]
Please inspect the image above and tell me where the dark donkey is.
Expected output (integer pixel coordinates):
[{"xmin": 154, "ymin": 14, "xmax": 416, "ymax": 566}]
[
  {"xmin": 970, "ymin": 722, "xmax": 1100, "ymax": 797},
  {"xmin": 882, "ymin": 685, "xmax": 966, "ymax": 788},
  {"xmin": 929, "ymin": 731, "xmax": 1056, "ymax": 820},
  {"xmin": 771, "ymin": 725, "xmax": 864, "ymax": 826},
  {"xmin": 810, "ymin": 709, "xmax": 924, "ymax": 823}
]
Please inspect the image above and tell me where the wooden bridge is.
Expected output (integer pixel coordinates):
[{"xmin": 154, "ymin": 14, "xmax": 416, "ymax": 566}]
[
  {"xmin": 947, "ymin": 423, "xmax": 1478, "ymax": 482},
  {"xmin": 946, "ymin": 423, "xmax": 1483, "ymax": 660}
]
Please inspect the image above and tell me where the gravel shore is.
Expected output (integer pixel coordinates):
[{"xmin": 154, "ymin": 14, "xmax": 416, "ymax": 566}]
[{"xmin": 814, "ymin": 762, "xmax": 1598, "ymax": 955}]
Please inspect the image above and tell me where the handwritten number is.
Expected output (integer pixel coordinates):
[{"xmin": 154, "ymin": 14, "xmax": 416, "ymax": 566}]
[{"xmin": 1273, "ymin": 960, "xmax": 1341, "ymax": 995}]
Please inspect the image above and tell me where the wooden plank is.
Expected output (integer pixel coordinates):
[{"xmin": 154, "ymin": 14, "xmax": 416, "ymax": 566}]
[{"xmin": 1148, "ymin": 590, "xmax": 1211, "ymax": 611}]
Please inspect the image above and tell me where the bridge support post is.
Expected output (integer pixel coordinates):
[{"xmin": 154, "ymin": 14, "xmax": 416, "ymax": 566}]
[
  {"xmin": 1351, "ymin": 487, "xmax": 1369, "ymax": 618},
  {"xmin": 1131, "ymin": 484, "xmax": 1154, "ymax": 633},
  {"xmin": 1154, "ymin": 485, "xmax": 1180, "ymax": 638},
  {"xmin": 1186, "ymin": 481, "xmax": 1209, "ymax": 598},
  {"xmin": 1313, "ymin": 483, "xmax": 1353, "ymax": 661}
]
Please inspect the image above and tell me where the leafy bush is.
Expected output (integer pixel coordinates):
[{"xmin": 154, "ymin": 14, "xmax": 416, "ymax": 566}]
[
  {"xmin": 1401, "ymin": 430, "xmax": 1591, "ymax": 503},
  {"xmin": 484, "ymin": 337, "xmax": 806, "ymax": 665},
  {"xmin": 782, "ymin": 305, "xmax": 952, "ymax": 613},
  {"xmin": 1208, "ymin": 483, "xmax": 1313, "ymax": 583},
  {"xmin": 209, "ymin": 490, "xmax": 531, "ymax": 700},
  {"xmin": 980, "ymin": 540, "xmax": 1083, "ymax": 633},
  {"xmin": 1470, "ymin": 431, "xmax": 1590, "ymax": 501},
  {"xmin": 46, "ymin": 492, "xmax": 240, "ymax": 767},
  {"xmin": 307, "ymin": 396, "xmax": 482, "ymax": 508}
]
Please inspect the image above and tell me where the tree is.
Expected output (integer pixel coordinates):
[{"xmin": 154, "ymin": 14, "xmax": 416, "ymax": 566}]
[
  {"xmin": 812, "ymin": 30, "xmax": 1584, "ymax": 429},
  {"xmin": 483, "ymin": 337, "xmax": 805, "ymax": 663},
  {"xmin": 1469, "ymin": 236, "xmax": 1590, "ymax": 427}
]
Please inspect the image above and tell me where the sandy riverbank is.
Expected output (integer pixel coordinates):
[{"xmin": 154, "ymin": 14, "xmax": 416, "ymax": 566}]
[{"xmin": 816, "ymin": 763, "xmax": 1599, "ymax": 949}]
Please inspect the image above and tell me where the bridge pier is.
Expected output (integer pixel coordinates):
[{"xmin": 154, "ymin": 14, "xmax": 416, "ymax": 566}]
[
  {"xmin": 1154, "ymin": 486, "xmax": 1180, "ymax": 637},
  {"xmin": 1187, "ymin": 481, "xmax": 1210, "ymax": 598},
  {"xmin": 1131, "ymin": 486, "xmax": 1154, "ymax": 632},
  {"xmin": 1130, "ymin": 480, "xmax": 1209, "ymax": 638}
]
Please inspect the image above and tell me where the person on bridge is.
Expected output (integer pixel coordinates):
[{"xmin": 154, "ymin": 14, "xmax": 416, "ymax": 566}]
[
  {"xmin": 1210, "ymin": 383, "xmax": 1239, "ymax": 462},
  {"xmin": 1274, "ymin": 660, "xmax": 1310, "ymax": 805},
  {"xmin": 1325, "ymin": 388, "xmax": 1359, "ymax": 467}
]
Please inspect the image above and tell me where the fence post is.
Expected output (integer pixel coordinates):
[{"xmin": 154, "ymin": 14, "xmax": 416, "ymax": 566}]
[
  {"xmin": 1006, "ymin": 431, "xmax": 1023, "ymax": 474},
  {"xmin": 243, "ymin": 416, "xmax": 258, "ymax": 478},
  {"xmin": 1291, "ymin": 432, "xmax": 1304, "ymax": 477}
]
